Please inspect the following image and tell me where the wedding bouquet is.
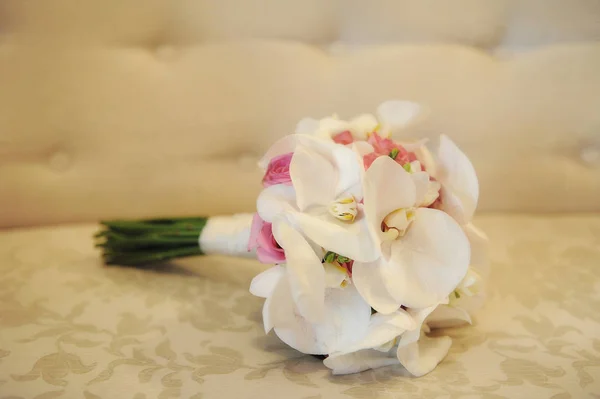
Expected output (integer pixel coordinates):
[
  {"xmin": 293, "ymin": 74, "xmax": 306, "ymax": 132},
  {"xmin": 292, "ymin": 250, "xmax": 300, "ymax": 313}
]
[{"xmin": 96, "ymin": 100, "xmax": 489, "ymax": 377}]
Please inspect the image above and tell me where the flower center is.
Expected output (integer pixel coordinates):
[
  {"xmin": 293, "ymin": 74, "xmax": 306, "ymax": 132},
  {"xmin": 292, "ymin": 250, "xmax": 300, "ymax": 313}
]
[
  {"xmin": 381, "ymin": 208, "xmax": 416, "ymax": 239},
  {"xmin": 328, "ymin": 196, "xmax": 358, "ymax": 222}
]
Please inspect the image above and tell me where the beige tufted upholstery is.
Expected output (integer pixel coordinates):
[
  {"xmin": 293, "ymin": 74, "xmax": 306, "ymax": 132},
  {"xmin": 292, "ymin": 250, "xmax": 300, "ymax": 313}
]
[{"xmin": 1, "ymin": 0, "xmax": 599, "ymax": 227}]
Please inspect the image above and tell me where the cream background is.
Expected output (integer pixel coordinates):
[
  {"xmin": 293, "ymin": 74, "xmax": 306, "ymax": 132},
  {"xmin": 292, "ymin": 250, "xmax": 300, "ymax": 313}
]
[
  {"xmin": 1, "ymin": 1, "xmax": 600, "ymax": 398},
  {"xmin": 1, "ymin": 0, "xmax": 600, "ymax": 227}
]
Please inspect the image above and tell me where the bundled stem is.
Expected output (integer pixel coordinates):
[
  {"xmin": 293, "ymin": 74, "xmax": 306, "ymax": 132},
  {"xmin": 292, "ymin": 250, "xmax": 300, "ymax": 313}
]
[{"xmin": 95, "ymin": 217, "xmax": 208, "ymax": 266}]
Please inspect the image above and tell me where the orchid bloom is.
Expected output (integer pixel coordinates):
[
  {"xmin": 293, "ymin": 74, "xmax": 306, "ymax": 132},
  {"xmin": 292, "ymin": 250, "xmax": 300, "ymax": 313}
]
[
  {"xmin": 250, "ymin": 261, "xmax": 371, "ymax": 356},
  {"xmin": 295, "ymin": 100, "xmax": 424, "ymax": 144},
  {"xmin": 352, "ymin": 156, "xmax": 471, "ymax": 313},
  {"xmin": 256, "ymin": 135, "xmax": 379, "ymax": 322},
  {"xmin": 324, "ymin": 301, "xmax": 452, "ymax": 377},
  {"xmin": 416, "ymin": 135, "xmax": 479, "ymax": 225}
]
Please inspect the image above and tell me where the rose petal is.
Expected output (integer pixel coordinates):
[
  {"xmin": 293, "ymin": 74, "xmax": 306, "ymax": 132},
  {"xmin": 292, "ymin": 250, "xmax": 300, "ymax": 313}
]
[
  {"xmin": 386, "ymin": 208, "xmax": 470, "ymax": 309},
  {"xmin": 272, "ymin": 218, "xmax": 326, "ymax": 323}
]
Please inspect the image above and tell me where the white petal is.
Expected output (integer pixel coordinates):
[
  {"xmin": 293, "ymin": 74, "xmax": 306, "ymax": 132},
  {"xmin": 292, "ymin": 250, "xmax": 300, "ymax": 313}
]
[
  {"xmin": 295, "ymin": 117, "xmax": 320, "ymax": 135},
  {"xmin": 258, "ymin": 135, "xmax": 298, "ymax": 169},
  {"xmin": 272, "ymin": 219, "xmax": 325, "ymax": 323},
  {"xmin": 364, "ymin": 156, "xmax": 416, "ymax": 244},
  {"xmin": 291, "ymin": 209, "xmax": 379, "ymax": 263},
  {"xmin": 397, "ymin": 304, "xmax": 440, "ymax": 348},
  {"xmin": 290, "ymin": 145, "xmax": 336, "ymax": 211},
  {"xmin": 410, "ymin": 171, "xmax": 433, "ymax": 207},
  {"xmin": 324, "ymin": 263, "xmax": 348, "ymax": 288},
  {"xmin": 331, "ymin": 145, "xmax": 363, "ymax": 200},
  {"xmin": 396, "ymin": 335, "xmax": 452, "ymax": 377},
  {"xmin": 386, "ymin": 208, "xmax": 470, "ymax": 309},
  {"xmin": 324, "ymin": 349, "xmax": 400, "ymax": 375},
  {"xmin": 274, "ymin": 284, "xmax": 371, "ymax": 355},
  {"xmin": 376, "ymin": 100, "xmax": 423, "ymax": 137},
  {"xmin": 399, "ymin": 138, "xmax": 429, "ymax": 153},
  {"xmin": 414, "ymin": 144, "xmax": 437, "ymax": 176},
  {"xmin": 426, "ymin": 305, "xmax": 472, "ymax": 329},
  {"xmin": 250, "ymin": 265, "xmax": 284, "ymax": 298},
  {"xmin": 437, "ymin": 135, "xmax": 479, "ymax": 224},
  {"xmin": 256, "ymin": 184, "xmax": 297, "ymax": 223},
  {"xmin": 317, "ymin": 117, "xmax": 350, "ymax": 139},
  {"xmin": 348, "ymin": 114, "xmax": 379, "ymax": 140},
  {"xmin": 463, "ymin": 223, "xmax": 490, "ymax": 279},
  {"xmin": 334, "ymin": 310, "xmax": 415, "ymax": 355},
  {"xmin": 352, "ymin": 258, "xmax": 401, "ymax": 314}
]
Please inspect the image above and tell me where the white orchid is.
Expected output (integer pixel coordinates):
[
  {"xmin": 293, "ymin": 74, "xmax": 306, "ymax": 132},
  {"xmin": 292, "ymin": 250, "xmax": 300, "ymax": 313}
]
[
  {"xmin": 256, "ymin": 135, "xmax": 379, "ymax": 322},
  {"xmin": 416, "ymin": 135, "xmax": 479, "ymax": 225},
  {"xmin": 352, "ymin": 156, "xmax": 471, "ymax": 313},
  {"xmin": 250, "ymin": 261, "xmax": 371, "ymax": 355},
  {"xmin": 324, "ymin": 301, "xmax": 452, "ymax": 377},
  {"xmin": 295, "ymin": 100, "xmax": 424, "ymax": 143}
]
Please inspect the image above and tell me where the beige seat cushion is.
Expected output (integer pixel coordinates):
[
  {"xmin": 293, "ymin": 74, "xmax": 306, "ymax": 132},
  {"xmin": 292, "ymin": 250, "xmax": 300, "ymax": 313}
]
[{"xmin": 1, "ymin": 214, "xmax": 598, "ymax": 398}]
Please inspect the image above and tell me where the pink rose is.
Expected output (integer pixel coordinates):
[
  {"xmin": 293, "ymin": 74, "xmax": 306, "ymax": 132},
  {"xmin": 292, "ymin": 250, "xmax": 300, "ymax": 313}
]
[
  {"xmin": 262, "ymin": 152, "xmax": 293, "ymax": 187},
  {"xmin": 332, "ymin": 130, "xmax": 354, "ymax": 145},
  {"xmin": 363, "ymin": 132, "xmax": 419, "ymax": 170},
  {"xmin": 248, "ymin": 213, "xmax": 286, "ymax": 264}
]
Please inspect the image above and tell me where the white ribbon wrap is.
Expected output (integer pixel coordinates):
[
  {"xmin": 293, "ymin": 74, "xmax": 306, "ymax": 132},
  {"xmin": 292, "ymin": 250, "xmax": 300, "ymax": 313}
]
[{"xmin": 199, "ymin": 213, "xmax": 256, "ymax": 258}]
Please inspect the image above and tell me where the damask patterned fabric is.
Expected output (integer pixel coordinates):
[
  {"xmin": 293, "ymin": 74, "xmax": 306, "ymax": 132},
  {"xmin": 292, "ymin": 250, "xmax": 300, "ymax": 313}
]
[{"xmin": 1, "ymin": 214, "xmax": 599, "ymax": 398}]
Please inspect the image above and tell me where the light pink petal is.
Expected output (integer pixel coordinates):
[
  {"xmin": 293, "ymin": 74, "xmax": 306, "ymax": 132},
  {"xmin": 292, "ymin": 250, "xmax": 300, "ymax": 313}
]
[
  {"xmin": 324, "ymin": 349, "xmax": 400, "ymax": 375},
  {"xmin": 386, "ymin": 208, "xmax": 470, "ymax": 309},
  {"xmin": 290, "ymin": 146, "xmax": 337, "ymax": 211},
  {"xmin": 272, "ymin": 218, "xmax": 325, "ymax": 323},
  {"xmin": 274, "ymin": 284, "xmax": 371, "ymax": 355},
  {"xmin": 363, "ymin": 156, "xmax": 416, "ymax": 244}
]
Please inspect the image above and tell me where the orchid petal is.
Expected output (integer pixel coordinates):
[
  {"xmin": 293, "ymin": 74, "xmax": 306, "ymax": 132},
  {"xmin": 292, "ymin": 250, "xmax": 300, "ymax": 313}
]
[
  {"xmin": 331, "ymin": 145, "xmax": 363, "ymax": 200},
  {"xmin": 352, "ymin": 258, "xmax": 401, "ymax": 314},
  {"xmin": 295, "ymin": 117, "xmax": 320, "ymax": 135},
  {"xmin": 348, "ymin": 114, "xmax": 378, "ymax": 140},
  {"xmin": 274, "ymin": 284, "xmax": 371, "ymax": 355},
  {"xmin": 437, "ymin": 135, "xmax": 479, "ymax": 224},
  {"xmin": 333, "ymin": 309, "xmax": 415, "ymax": 355},
  {"xmin": 411, "ymin": 171, "xmax": 433, "ymax": 207},
  {"xmin": 292, "ymin": 209, "xmax": 379, "ymax": 263},
  {"xmin": 250, "ymin": 265, "xmax": 284, "ymax": 298},
  {"xmin": 290, "ymin": 145, "xmax": 336, "ymax": 211},
  {"xmin": 463, "ymin": 223, "xmax": 490, "ymax": 279},
  {"xmin": 376, "ymin": 100, "xmax": 423, "ymax": 137},
  {"xmin": 414, "ymin": 144, "xmax": 437, "ymax": 176},
  {"xmin": 386, "ymin": 208, "xmax": 470, "ymax": 309},
  {"xmin": 272, "ymin": 219, "xmax": 325, "ymax": 323},
  {"xmin": 426, "ymin": 305, "xmax": 472, "ymax": 329},
  {"xmin": 396, "ymin": 335, "xmax": 452, "ymax": 377},
  {"xmin": 258, "ymin": 135, "xmax": 298, "ymax": 170},
  {"xmin": 324, "ymin": 349, "xmax": 400, "ymax": 375},
  {"xmin": 364, "ymin": 156, "xmax": 416, "ymax": 243},
  {"xmin": 324, "ymin": 263, "xmax": 348, "ymax": 288},
  {"xmin": 256, "ymin": 184, "xmax": 296, "ymax": 223}
]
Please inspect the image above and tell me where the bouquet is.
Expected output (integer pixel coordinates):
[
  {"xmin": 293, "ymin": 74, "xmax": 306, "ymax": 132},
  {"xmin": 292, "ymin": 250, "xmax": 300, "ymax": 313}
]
[{"xmin": 96, "ymin": 100, "xmax": 489, "ymax": 377}]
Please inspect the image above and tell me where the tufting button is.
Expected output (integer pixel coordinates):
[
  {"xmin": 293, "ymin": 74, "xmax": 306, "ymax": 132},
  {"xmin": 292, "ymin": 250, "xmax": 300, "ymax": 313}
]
[
  {"xmin": 580, "ymin": 141, "xmax": 600, "ymax": 166},
  {"xmin": 48, "ymin": 150, "xmax": 71, "ymax": 172},
  {"xmin": 154, "ymin": 44, "xmax": 178, "ymax": 62}
]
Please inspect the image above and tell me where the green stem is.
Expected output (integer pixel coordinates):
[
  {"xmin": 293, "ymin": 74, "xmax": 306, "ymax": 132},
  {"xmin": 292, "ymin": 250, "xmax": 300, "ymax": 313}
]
[{"xmin": 95, "ymin": 216, "xmax": 208, "ymax": 266}]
